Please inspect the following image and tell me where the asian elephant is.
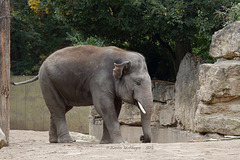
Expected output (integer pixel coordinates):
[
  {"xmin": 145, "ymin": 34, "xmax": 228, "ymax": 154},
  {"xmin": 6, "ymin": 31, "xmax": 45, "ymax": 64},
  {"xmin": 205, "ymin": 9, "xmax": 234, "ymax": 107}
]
[{"xmin": 11, "ymin": 45, "xmax": 153, "ymax": 144}]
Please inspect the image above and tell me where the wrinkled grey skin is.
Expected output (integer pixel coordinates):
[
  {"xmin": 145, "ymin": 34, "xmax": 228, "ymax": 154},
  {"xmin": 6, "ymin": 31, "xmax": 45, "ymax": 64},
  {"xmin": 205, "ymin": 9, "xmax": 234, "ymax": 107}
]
[{"xmin": 12, "ymin": 45, "xmax": 153, "ymax": 144}]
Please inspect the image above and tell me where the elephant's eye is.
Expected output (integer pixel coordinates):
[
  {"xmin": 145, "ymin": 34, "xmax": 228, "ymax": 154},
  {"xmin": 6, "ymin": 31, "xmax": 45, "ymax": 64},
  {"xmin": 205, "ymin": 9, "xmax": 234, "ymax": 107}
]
[{"xmin": 135, "ymin": 81, "xmax": 141, "ymax": 86}]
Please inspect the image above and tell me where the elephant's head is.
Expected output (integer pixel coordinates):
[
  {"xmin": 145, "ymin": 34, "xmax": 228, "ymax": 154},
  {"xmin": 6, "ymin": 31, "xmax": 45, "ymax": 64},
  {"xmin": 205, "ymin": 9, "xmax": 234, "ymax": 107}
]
[{"xmin": 113, "ymin": 54, "xmax": 153, "ymax": 143}]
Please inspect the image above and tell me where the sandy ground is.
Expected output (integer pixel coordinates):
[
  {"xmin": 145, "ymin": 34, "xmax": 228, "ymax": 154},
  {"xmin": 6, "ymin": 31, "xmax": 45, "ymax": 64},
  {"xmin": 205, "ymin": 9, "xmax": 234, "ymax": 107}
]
[{"xmin": 1, "ymin": 130, "xmax": 240, "ymax": 160}]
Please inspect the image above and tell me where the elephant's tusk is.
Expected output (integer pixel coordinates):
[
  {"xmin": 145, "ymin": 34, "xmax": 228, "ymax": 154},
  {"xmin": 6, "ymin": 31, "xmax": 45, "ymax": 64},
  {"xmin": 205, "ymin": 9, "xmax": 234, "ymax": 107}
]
[{"xmin": 137, "ymin": 101, "xmax": 146, "ymax": 114}]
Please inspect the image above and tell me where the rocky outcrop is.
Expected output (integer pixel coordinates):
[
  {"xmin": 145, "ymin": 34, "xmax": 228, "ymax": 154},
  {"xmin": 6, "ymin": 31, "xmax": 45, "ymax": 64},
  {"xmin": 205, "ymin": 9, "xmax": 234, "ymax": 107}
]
[
  {"xmin": 195, "ymin": 21, "xmax": 240, "ymax": 135},
  {"xmin": 0, "ymin": 128, "xmax": 7, "ymax": 149},
  {"xmin": 197, "ymin": 61, "xmax": 240, "ymax": 104},
  {"xmin": 210, "ymin": 21, "xmax": 240, "ymax": 59},
  {"xmin": 175, "ymin": 53, "xmax": 201, "ymax": 130},
  {"xmin": 195, "ymin": 60, "xmax": 240, "ymax": 135}
]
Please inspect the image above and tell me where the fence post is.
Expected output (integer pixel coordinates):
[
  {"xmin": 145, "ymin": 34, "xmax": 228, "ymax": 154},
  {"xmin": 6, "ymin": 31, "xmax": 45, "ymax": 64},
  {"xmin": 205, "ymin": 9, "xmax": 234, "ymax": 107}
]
[{"xmin": 0, "ymin": 0, "xmax": 11, "ymax": 146}]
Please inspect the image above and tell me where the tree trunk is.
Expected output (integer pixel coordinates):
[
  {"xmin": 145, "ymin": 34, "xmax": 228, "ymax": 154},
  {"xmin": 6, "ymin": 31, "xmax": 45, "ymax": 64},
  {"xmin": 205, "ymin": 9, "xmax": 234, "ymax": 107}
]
[
  {"xmin": 0, "ymin": 0, "xmax": 11, "ymax": 146},
  {"xmin": 174, "ymin": 39, "xmax": 192, "ymax": 74}
]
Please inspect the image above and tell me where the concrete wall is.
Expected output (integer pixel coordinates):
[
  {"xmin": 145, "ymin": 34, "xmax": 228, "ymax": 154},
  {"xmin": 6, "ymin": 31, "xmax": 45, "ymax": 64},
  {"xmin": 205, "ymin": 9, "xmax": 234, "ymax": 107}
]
[{"xmin": 10, "ymin": 76, "xmax": 90, "ymax": 133}]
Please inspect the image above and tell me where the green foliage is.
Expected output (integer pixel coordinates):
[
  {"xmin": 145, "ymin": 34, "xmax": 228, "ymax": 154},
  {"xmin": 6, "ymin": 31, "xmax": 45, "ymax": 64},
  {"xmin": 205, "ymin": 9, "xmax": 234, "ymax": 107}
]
[
  {"xmin": 192, "ymin": 33, "xmax": 216, "ymax": 63},
  {"xmin": 48, "ymin": 0, "xmax": 237, "ymax": 79},
  {"xmin": 216, "ymin": 3, "xmax": 240, "ymax": 26},
  {"xmin": 11, "ymin": 0, "xmax": 239, "ymax": 81},
  {"xmin": 10, "ymin": 0, "xmax": 71, "ymax": 75},
  {"xmin": 66, "ymin": 30, "xmax": 104, "ymax": 46}
]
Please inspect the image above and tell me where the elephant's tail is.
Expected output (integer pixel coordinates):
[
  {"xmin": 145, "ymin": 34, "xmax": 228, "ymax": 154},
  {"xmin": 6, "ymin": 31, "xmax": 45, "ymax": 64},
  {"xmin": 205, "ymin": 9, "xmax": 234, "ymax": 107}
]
[{"xmin": 11, "ymin": 75, "xmax": 39, "ymax": 86}]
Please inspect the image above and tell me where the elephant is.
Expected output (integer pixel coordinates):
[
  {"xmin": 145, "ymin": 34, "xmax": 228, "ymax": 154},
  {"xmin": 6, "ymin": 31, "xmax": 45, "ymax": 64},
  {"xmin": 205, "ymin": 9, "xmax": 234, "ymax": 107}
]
[{"xmin": 11, "ymin": 45, "xmax": 153, "ymax": 144}]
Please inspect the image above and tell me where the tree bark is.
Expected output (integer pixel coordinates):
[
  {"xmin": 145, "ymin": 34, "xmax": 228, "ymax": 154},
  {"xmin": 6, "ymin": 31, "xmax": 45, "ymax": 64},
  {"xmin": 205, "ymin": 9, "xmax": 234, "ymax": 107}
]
[{"xmin": 0, "ymin": 0, "xmax": 11, "ymax": 146}]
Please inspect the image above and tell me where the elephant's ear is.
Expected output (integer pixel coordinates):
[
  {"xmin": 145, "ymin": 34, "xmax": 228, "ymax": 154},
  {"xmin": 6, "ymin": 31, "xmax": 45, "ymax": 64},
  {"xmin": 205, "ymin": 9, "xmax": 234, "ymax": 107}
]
[{"xmin": 113, "ymin": 61, "xmax": 131, "ymax": 79}]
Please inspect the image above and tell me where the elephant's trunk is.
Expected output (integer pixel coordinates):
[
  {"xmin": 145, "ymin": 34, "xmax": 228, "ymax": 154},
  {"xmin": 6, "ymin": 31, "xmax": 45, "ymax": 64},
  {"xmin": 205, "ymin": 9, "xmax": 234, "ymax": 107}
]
[{"xmin": 138, "ymin": 95, "xmax": 153, "ymax": 143}]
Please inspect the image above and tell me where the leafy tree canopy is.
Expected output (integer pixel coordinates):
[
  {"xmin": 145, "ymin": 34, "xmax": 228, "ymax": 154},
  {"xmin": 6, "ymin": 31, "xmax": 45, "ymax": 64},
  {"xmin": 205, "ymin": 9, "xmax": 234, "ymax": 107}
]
[
  {"xmin": 45, "ymin": 0, "xmax": 237, "ymax": 78},
  {"xmin": 10, "ymin": 0, "xmax": 240, "ymax": 81}
]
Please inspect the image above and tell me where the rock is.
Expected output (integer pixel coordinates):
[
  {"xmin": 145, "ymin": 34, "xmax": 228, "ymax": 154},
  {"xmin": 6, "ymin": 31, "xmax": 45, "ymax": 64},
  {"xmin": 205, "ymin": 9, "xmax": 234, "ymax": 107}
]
[
  {"xmin": 198, "ymin": 60, "xmax": 240, "ymax": 104},
  {"xmin": 210, "ymin": 21, "xmax": 240, "ymax": 59},
  {"xmin": 152, "ymin": 81, "xmax": 175, "ymax": 102},
  {"xmin": 119, "ymin": 81, "xmax": 175, "ymax": 126},
  {"xmin": 119, "ymin": 103, "xmax": 142, "ymax": 126},
  {"xmin": 152, "ymin": 101, "xmax": 176, "ymax": 126},
  {"xmin": 151, "ymin": 81, "xmax": 176, "ymax": 126},
  {"xmin": 118, "ymin": 101, "xmax": 176, "ymax": 127},
  {"xmin": 195, "ymin": 101, "xmax": 240, "ymax": 135},
  {"xmin": 70, "ymin": 131, "xmax": 99, "ymax": 143},
  {"xmin": 195, "ymin": 60, "xmax": 240, "ymax": 135},
  {"xmin": 175, "ymin": 53, "xmax": 201, "ymax": 131},
  {"xmin": 195, "ymin": 22, "xmax": 240, "ymax": 136},
  {"xmin": 0, "ymin": 128, "xmax": 7, "ymax": 149}
]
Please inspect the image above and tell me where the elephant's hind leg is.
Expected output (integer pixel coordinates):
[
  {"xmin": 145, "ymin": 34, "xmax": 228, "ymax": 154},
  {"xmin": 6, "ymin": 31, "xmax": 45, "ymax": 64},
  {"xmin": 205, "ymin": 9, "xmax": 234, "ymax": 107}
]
[
  {"xmin": 40, "ymin": 79, "xmax": 74, "ymax": 143},
  {"xmin": 49, "ymin": 114, "xmax": 58, "ymax": 143},
  {"xmin": 51, "ymin": 105, "xmax": 74, "ymax": 143},
  {"xmin": 51, "ymin": 111, "xmax": 74, "ymax": 143}
]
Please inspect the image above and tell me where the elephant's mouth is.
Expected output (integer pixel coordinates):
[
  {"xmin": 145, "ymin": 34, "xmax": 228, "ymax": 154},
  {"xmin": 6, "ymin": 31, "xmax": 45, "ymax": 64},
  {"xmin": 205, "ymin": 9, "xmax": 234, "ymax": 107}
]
[{"xmin": 134, "ymin": 100, "xmax": 146, "ymax": 114}]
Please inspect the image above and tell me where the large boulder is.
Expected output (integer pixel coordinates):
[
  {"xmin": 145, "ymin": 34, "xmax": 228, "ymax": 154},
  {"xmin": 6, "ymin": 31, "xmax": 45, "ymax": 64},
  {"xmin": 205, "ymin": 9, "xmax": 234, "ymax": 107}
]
[
  {"xmin": 118, "ymin": 103, "xmax": 141, "ymax": 126},
  {"xmin": 175, "ymin": 53, "xmax": 201, "ymax": 130},
  {"xmin": 210, "ymin": 21, "xmax": 240, "ymax": 59},
  {"xmin": 198, "ymin": 60, "xmax": 240, "ymax": 104},
  {"xmin": 195, "ymin": 60, "xmax": 240, "ymax": 135},
  {"xmin": 195, "ymin": 101, "xmax": 240, "ymax": 135},
  {"xmin": 0, "ymin": 128, "xmax": 7, "ymax": 149}
]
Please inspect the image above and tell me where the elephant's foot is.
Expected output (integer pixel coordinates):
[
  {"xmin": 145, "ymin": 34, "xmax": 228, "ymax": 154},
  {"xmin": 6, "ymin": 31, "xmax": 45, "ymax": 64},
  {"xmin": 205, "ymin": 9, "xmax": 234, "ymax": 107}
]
[
  {"xmin": 49, "ymin": 131, "xmax": 58, "ymax": 143},
  {"xmin": 100, "ymin": 137, "xmax": 126, "ymax": 144},
  {"xmin": 100, "ymin": 134, "xmax": 112, "ymax": 144},
  {"xmin": 101, "ymin": 137, "xmax": 125, "ymax": 144},
  {"xmin": 49, "ymin": 137, "xmax": 58, "ymax": 143},
  {"xmin": 58, "ymin": 134, "xmax": 75, "ymax": 143},
  {"xmin": 140, "ymin": 135, "xmax": 151, "ymax": 143},
  {"xmin": 100, "ymin": 139, "xmax": 113, "ymax": 144}
]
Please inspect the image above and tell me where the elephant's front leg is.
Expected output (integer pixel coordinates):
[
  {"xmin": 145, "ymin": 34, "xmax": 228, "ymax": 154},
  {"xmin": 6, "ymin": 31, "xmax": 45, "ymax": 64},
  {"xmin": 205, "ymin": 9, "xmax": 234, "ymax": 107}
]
[
  {"xmin": 100, "ymin": 122, "xmax": 112, "ymax": 144},
  {"xmin": 100, "ymin": 98, "xmax": 122, "ymax": 144},
  {"xmin": 93, "ymin": 93, "xmax": 124, "ymax": 143}
]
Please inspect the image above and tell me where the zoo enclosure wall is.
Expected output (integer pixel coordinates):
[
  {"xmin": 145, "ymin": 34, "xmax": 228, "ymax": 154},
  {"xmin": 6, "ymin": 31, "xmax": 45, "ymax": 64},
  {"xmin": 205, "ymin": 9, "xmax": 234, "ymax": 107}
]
[{"xmin": 10, "ymin": 76, "xmax": 90, "ymax": 134}]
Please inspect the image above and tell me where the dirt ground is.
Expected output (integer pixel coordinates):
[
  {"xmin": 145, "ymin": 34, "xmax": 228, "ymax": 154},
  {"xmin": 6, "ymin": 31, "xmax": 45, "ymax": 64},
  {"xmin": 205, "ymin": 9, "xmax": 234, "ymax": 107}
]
[{"xmin": 1, "ymin": 130, "xmax": 240, "ymax": 160}]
